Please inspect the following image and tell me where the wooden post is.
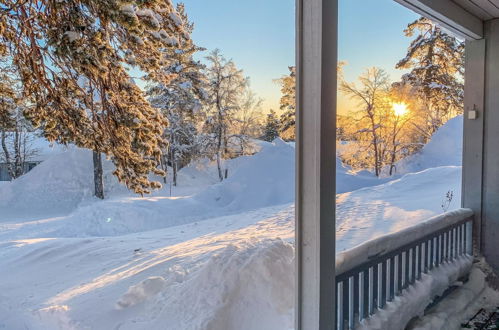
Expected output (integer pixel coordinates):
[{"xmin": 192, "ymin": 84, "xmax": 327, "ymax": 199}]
[
  {"xmin": 481, "ymin": 19, "xmax": 499, "ymax": 271},
  {"xmin": 462, "ymin": 38, "xmax": 485, "ymax": 253},
  {"xmin": 295, "ymin": 0, "xmax": 337, "ymax": 328}
]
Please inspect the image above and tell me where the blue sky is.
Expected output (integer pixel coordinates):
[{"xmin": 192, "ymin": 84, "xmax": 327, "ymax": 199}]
[{"xmin": 179, "ymin": 0, "xmax": 419, "ymax": 113}]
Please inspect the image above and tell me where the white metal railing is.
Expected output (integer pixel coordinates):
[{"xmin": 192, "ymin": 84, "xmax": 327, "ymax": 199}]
[{"xmin": 335, "ymin": 208, "xmax": 474, "ymax": 330}]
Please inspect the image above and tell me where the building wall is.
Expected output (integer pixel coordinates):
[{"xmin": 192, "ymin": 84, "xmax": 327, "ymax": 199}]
[
  {"xmin": 478, "ymin": 19, "xmax": 499, "ymax": 271},
  {"xmin": 0, "ymin": 162, "xmax": 41, "ymax": 181}
]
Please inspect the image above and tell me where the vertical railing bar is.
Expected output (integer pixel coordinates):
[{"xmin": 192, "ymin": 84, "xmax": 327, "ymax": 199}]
[
  {"xmin": 415, "ymin": 244, "xmax": 420, "ymax": 280},
  {"xmin": 414, "ymin": 243, "xmax": 422, "ymax": 282},
  {"xmin": 460, "ymin": 224, "xmax": 464, "ymax": 256},
  {"xmin": 395, "ymin": 254, "xmax": 400, "ymax": 296},
  {"xmin": 343, "ymin": 276, "xmax": 349, "ymax": 330},
  {"xmin": 377, "ymin": 263, "xmax": 383, "ymax": 309},
  {"xmin": 348, "ymin": 277, "xmax": 354, "ymax": 330},
  {"xmin": 429, "ymin": 238, "xmax": 434, "ymax": 270},
  {"xmin": 446, "ymin": 229, "xmax": 452, "ymax": 262},
  {"xmin": 440, "ymin": 234, "xmax": 444, "ymax": 264},
  {"xmin": 451, "ymin": 227, "xmax": 454, "ymax": 260},
  {"xmin": 463, "ymin": 222, "xmax": 467, "ymax": 254},
  {"xmin": 368, "ymin": 267, "xmax": 374, "ymax": 316},
  {"xmin": 466, "ymin": 220, "xmax": 473, "ymax": 255},
  {"xmin": 444, "ymin": 232, "xmax": 448, "ymax": 263},
  {"xmin": 359, "ymin": 272, "xmax": 365, "ymax": 322},
  {"xmin": 353, "ymin": 273, "xmax": 360, "ymax": 329},
  {"xmin": 338, "ymin": 281, "xmax": 344, "ymax": 330},
  {"xmin": 386, "ymin": 258, "xmax": 392, "ymax": 302},
  {"xmin": 449, "ymin": 229, "xmax": 453, "ymax": 260},
  {"xmin": 363, "ymin": 270, "xmax": 369, "ymax": 320},
  {"xmin": 405, "ymin": 249, "xmax": 410, "ymax": 288},
  {"xmin": 462, "ymin": 224, "xmax": 465, "ymax": 255},
  {"xmin": 408, "ymin": 248, "xmax": 414, "ymax": 285},
  {"xmin": 381, "ymin": 260, "xmax": 388, "ymax": 308},
  {"xmin": 435, "ymin": 235, "xmax": 443, "ymax": 267},
  {"xmin": 421, "ymin": 241, "xmax": 428, "ymax": 274},
  {"xmin": 457, "ymin": 225, "xmax": 461, "ymax": 256},
  {"xmin": 401, "ymin": 251, "xmax": 407, "ymax": 290}
]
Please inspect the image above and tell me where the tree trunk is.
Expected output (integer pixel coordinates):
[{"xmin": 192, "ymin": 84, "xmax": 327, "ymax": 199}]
[
  {"xmin": 160, "ymin": 154, "xmax": 168, "ymax": 184},
  {"xmin": 216, "ymin": 152, "xmax": 223, "ymax": 182},
  {"xmin": 93, "ymin": 151, "xmax": 104, "ymax": 199},
  {"xmin": 13, "ymin": 127, "xmax": 22, "ymax": 178},
  {"xmin": 173, "ymin": 162, "xmax": 177, "ymax": 186},
  {"xmin": 368, "ymin": 109, "xmax": 380, "ymax": 177},
  {"xmin": 216, "ymin": 124, "xmax": 224, "ymax": 182}
]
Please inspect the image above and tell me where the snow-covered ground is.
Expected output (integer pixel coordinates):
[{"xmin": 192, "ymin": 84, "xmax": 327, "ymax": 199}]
[{"xmin": 0, "ymin": 118, "xmax": 464, "ymax": 329}]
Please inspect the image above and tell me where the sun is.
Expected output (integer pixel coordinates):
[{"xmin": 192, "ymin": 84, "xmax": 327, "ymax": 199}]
[{"xmin": 392, "ymin": 102, "xmax": 409, "ymax": 117}]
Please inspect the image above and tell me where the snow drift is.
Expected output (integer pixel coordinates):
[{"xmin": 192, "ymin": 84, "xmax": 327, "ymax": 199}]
[
  {"xmin": 48, "ymin": 139, "xmax": 295, "ymax": 237},
  {"xmin": 116, "ymin": 239, "xmax": 294, "ymax": 330},
  {"xmin": 386, "ymin": 115, "xmax": 463, "ymax": 176},
  {"xmin": 194, "ymin": 138, "xmax": 294, "ymax": 210},
  {"xmin": 0, "ymin": 148, "xmax": 126, "ymax": 219}
]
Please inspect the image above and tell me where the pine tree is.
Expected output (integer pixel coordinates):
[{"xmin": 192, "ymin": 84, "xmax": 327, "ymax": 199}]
[
  {"xmin": 276, "ymin": 66, "xmax": 296, "ymax": 141},
  {"xmin": 263, "ymin": 110, "xmax": 280, "ymax": 142},
  {"xmin": 202, "ymin": 49, "xmax": 248, "ymax": 181},
  {"xmin": 0, "ymin": 0, "xmax": 189, "ymax": 196},
  {"xmin": 396, "ymin": 17, "xmax": 464, "ymax": 137},
  {"xmin": 147, "ymin": 3, "xmax": 206, "ymax": 186}
]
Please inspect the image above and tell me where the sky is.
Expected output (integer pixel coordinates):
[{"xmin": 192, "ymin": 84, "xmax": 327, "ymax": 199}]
[{"xmin": 178, "ymin": 0, "xmax": 419, "ymax": 114}]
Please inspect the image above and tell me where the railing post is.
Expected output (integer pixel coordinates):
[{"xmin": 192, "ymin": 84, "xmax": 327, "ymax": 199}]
[{"xmin": 466, "ymin": 220, "xmax": 473, "ymax": 255}]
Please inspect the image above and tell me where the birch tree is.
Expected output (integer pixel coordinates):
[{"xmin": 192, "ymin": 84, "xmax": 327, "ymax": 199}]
[
  {"xmin": 340, "ymin": 67, "xmax": 390, "ymax": 176},
  {"xmin": 202, "ymin": 49, "xmax": 248, "ymax": 181}
]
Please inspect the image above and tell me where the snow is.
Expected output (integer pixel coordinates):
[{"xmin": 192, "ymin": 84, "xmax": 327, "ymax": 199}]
[
  {"xmin": 336, "ymin": 157, "xmax": 391, "ymax": 194},
  {"xmin": 116, "ymin": 276, "xmax": 167, "ymax": 309},
  {"xmin": 359, "ymin": 255, "xmax": 472, "ymax": 330},
  {"xmin": 408, "ymin": 265, "xmax": 487, "ymax": 329},
  {"xmin": 0, "ymin": 117, "xmax": 467, "ymax": 329},
  {"xmin": 336, "ymin": 208, "xmax": 472, "ymax": 274},
  {"xmin": 385, "ymin": 115, "xmax": 463, "ymax": 176}
]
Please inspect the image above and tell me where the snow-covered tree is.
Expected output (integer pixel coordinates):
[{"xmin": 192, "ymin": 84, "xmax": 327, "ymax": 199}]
[
  {"xmin": 396, "ymin": 17, "xmax": 464, "ymax": 137},
  {"xmin": 0, "ymin": 0, "xmax": 189, "ymax": 196},
  {"xmin": 148, "ymin": 3, "xmax": 206, "ymax": 186},
  {"xmin": 276, "ymin": 66, "xmax": 296, "ymax": 141},
  {"xmin": 263, "ymin": 110, "xmax": 280, "ymax": 142},
  {"xmin": 340, "ymin": 67, "xmax": 390, "ymax": 176},
  {"xmin": 0, "ymin": 59, "xmax": 38, "ymax": 180},
  {"xmin": 228, "ymin": 90, "xmax": 263, "ymax": 157},
  {"xmin": 202, "ymin": 49, "xmax": 248, "ymax": 181}
]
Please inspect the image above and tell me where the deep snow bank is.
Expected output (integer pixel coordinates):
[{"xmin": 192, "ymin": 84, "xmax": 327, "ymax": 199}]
[
  {"xmin": 386, "ymin": 115, "xmax": 463, "ymax": 176},
  {"xmin": 0, "ymin": 148, "xmax": 127, "ymax": 219},
  {"xmin": 336, "ymin": 165, "xmax": 461, "ymax": 251},
  {"xmin": 194, "ymin": 138, "xmax": 295, "ymax": 210},
  {"xmin": 336, "ymin": 158, "xmax": 390, "ymax": 193},
  {"xmin": 117, "ymin": 239, "xmax": 294, "ymax": 330},
  {"xmin": 51, "ymin": 139, "xmax": 296, "ymax": 237}
]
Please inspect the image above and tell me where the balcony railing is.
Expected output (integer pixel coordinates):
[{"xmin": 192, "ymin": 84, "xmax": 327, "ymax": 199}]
[{"xmin": 335, "ymin": 208, "xmax": 474, "ymax": 330}]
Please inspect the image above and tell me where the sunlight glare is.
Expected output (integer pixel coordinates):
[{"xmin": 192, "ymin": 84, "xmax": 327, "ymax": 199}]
[{"xmin": 392, "ymin": 102, "xmax": 409, "ymax": 117}]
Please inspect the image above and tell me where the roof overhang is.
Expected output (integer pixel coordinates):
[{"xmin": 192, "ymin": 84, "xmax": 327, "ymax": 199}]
[{"xmin": 394, "ymin": 0, "xmax": 484, "ymax": 40}]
